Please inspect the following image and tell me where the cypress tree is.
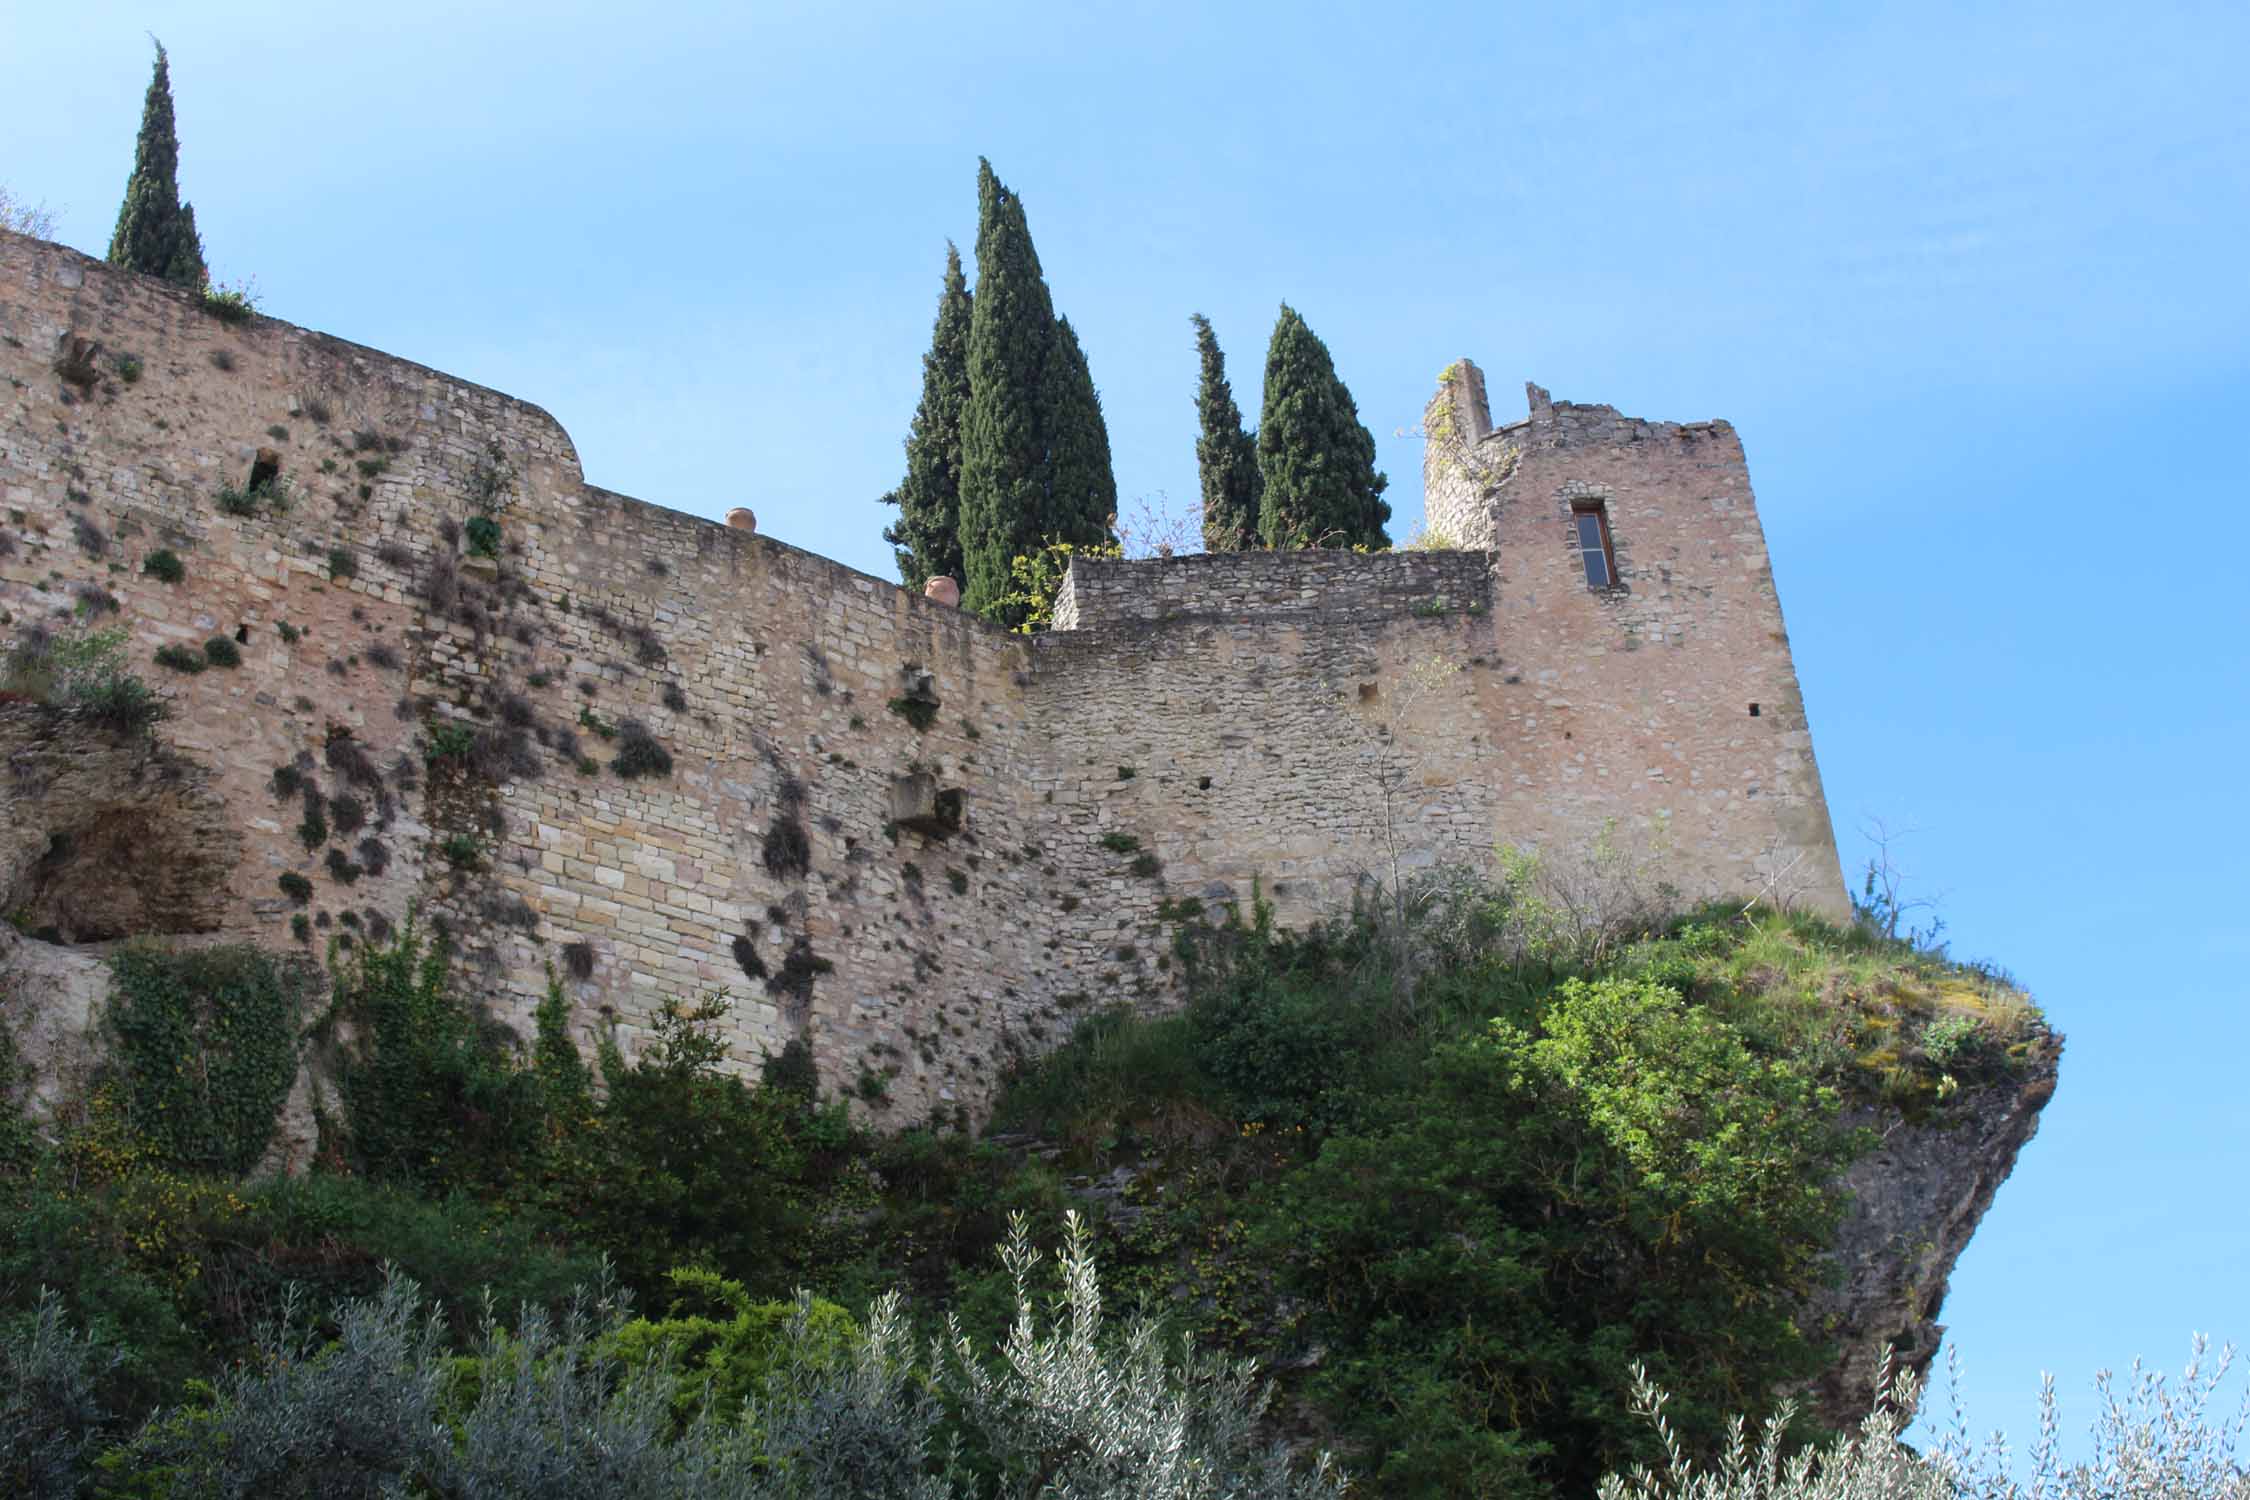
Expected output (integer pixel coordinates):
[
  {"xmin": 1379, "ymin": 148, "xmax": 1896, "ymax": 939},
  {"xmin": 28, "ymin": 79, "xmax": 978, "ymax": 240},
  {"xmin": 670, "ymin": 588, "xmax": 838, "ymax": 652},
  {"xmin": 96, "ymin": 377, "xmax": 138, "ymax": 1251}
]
[
  {"xmin": 1257, "ymin": 304, "xmax": 1390, "ymax": 550},
  {"xmin": 1038, "ymin": 316, "xmax": 1118, "ymax": 552},
  {"xmin": 1191, "ymin": 314, "xmax": 1262, "ymax": 552},
  {"xmin": 107, "ymin": 42, "xmax": 207, "ymax": 289},
  {"xmin": 880, "ymin": 242, "xmax": 974, "ymax": 589},
  {"xmin": 957, "ymin": 160, "xmax": 1114, "ymax": 622}
]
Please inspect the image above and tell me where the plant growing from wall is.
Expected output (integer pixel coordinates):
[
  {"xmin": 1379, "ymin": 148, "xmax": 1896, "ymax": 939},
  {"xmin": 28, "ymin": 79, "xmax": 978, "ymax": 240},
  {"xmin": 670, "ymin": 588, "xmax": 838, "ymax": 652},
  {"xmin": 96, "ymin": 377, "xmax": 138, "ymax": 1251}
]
[
  {"xmin": 886, "ymin": 694, "xmax": 940, "ymax": 731},
  {"xmin": 140, "ymin": 549, "xmax": 184, "ymax": 584},
  {"xmin": 612, "ymin": 719, "xmax": 673, "ymax": 779},
  {"xmin": 2, "ymin": 626, "xmax": 166, "ymax": 732},
  {"xmin": 103, "ymin": 943, "xmax": 308, "ymax": 1174}
]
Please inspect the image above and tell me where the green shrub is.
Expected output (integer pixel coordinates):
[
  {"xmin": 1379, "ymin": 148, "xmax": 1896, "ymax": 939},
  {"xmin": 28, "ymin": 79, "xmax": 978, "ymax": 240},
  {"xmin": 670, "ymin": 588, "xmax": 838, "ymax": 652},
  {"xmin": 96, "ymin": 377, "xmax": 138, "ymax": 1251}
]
[
  {"xmin": 464, "ymin": 514, "xmax": 501, "ymax": 558},
  {"xmin": 327, "ymin": 546, "xmax": 358, "ymax": 580},
  {"xmin": 605, "ymin": 1267, "xmax": 859, "ymax": 1426},
  {"xmin": 202, "ymin": 635, "xmax": 240, "ymax": 668},
  {"xmin": 327, "ymin": 914, "xmax": 543, "ymax": 1194},
  {"xmin": 276, "ymin": 872, "xmax": 312, "ymax": 904},
  {"xmin": 200, "ymin": 280, "xmax": 258, "ymax": 324},
  {"xmin": 152, "ymin": 642, "xmax": 206, "ymax": 673},
  {"xmin": 141, "ymin": 548, "xmax": 185, "ymax": 583}
]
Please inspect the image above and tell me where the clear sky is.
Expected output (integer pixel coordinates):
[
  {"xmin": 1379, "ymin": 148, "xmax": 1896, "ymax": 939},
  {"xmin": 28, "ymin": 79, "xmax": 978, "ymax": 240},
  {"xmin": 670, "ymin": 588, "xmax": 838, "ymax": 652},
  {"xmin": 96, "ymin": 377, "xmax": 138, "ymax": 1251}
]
[{"xmin": 9, "ymin": 0, "xmax": 2247, "ymax": 1467}]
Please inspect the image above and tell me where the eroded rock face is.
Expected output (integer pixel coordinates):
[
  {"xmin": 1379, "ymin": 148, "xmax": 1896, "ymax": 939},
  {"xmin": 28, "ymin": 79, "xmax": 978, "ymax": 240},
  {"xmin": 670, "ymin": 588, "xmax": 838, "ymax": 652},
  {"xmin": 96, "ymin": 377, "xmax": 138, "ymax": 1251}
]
[
  {"xmin": 0, "ymin": 927, "xmax": 112, "ymax": 1121},
  {"xmin": 1803, "ymin": 1042, "xmax": 2063, "ymax": 1430},
  {"xmin": 0, "ymin": 704, "xmax": 239, "ymax": 942}
]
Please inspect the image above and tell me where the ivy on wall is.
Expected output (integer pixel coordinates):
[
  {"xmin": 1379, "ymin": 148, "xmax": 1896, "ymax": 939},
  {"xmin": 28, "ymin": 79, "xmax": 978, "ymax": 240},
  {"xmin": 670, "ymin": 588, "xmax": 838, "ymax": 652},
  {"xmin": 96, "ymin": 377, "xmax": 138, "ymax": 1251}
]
[{"xmin": 103, "ymin": 944, "xmax": 310, "ymax": 1175}]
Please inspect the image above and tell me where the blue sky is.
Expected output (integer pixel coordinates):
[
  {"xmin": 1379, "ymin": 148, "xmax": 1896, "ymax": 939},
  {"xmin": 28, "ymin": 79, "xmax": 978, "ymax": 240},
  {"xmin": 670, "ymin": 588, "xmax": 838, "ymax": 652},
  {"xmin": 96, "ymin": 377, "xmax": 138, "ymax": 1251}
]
[{"xmin": 10, "ymin": 0, "xmax": 2247, "ymax": 1465}]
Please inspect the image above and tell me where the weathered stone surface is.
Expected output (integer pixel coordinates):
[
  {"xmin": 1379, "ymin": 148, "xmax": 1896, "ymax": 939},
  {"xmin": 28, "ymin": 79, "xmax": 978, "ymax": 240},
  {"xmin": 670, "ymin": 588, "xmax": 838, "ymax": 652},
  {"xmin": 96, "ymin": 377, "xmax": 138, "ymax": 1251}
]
[
  {"xmin": 0, "ymin": 927, "xmax": 110, "ymax": 1121},
  {"xmin": 1805, "ymin": 1041, "xmax": 2062, "ymax": 1429},
  {"xmin": 0, "ymin": 704, "xmax": 239, "ymax": 942}
]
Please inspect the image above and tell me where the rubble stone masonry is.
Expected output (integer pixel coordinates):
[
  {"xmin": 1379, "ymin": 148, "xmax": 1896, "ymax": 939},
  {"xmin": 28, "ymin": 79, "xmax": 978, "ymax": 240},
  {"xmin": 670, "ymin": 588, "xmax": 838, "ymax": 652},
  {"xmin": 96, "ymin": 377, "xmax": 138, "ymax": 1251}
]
[{"xmin": 0, "ymin": 232, "xmax": 1845, "ymax": 1131}]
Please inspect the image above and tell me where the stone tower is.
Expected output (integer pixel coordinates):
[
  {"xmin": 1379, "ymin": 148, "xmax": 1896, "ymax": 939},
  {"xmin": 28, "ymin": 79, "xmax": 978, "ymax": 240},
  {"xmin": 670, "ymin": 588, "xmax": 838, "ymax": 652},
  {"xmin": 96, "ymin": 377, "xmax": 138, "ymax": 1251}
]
[{"xmin": 1423, "ymin": 359, "xmax": 1848, "ymax": 916}]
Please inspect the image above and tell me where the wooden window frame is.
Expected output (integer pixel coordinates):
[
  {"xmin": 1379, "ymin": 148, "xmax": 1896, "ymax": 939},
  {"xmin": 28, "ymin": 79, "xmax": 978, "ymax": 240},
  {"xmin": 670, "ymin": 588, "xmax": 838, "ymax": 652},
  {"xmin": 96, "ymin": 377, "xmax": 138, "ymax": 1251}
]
[{"xmin": 1572, "ymin": 501, "xmax": 1617, "ymax": 589}]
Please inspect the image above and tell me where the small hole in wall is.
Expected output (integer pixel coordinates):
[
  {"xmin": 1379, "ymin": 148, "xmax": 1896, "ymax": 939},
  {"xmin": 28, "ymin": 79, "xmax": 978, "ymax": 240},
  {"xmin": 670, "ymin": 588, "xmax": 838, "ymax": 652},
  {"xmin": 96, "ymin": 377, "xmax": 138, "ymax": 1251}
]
[
  {"xmin": 1748, "ymin": 703, "xmax": 1761, "ymax": 717},
  {"xmin": 247, "ymin": 449, "xmax": 280, "ymax": 492},
  {"xmin": 1197, "ymin": 776, "xmax": 1212, "ymax": 791},
  {"xmin": 234, "ymin": 624, "xmax": 249, "ymax": 645}
]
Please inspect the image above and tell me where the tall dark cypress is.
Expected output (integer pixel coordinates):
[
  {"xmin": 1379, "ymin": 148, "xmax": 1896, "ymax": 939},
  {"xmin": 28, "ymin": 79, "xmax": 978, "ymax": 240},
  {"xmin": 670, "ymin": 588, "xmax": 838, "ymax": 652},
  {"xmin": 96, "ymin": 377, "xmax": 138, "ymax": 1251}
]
[
  {"xmin": 1257, "ymin": 304, "xmax": 1390, "ymax": 550},
  {"xmin": 107, "ymin": 42, "xmax": 207, "ymax": 289},
  {"xmin": 1191, "ymin": 314, "xmax": 1262, "ymax": 552},
  {"xmin": 880, "ymin": 242, "xmax": 974, "ymax": 589},
  {"xmin": 1038, "ymin": 316, "xmax": 1118, "ymax": 549},
  {"xmin": 958, "ymin": 160, "xmax": 1056, "ymax": 618},
  {"xmin": 956, "ymin": 160, "xmax": 1114, "ymax": 623}
]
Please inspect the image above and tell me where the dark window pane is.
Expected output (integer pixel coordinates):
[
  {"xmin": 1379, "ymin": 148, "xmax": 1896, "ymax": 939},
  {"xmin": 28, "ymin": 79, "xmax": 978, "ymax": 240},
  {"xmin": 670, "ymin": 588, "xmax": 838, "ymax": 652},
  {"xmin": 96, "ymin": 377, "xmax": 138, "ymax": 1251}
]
[
  {"xmin": 1582, "ymin": 548, "xmax": 1609, "ymax": 588},
  {"xmin": 1576, "ymin": 512, "xmax": 1604, "ymax": 552}
]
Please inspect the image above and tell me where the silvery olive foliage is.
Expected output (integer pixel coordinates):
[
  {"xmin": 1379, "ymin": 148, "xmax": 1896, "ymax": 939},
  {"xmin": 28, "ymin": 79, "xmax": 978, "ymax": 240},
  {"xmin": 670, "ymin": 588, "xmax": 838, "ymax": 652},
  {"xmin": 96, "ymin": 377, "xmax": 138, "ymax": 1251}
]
[
  {"xmin": 1599, "ymin": 1337, "xmax": 2249, "ymax": 1500},
  {"xmin": 941, "ymin": 1211, "xmax": 1346, "ymax": 1500},
  {"xmin": 82, "ymin": 1214, "xmax": 1341, "ymax": 1498},
  {"xmin": 2, "ymin": 1290, "xmax": 118, "ymax": 1498}
]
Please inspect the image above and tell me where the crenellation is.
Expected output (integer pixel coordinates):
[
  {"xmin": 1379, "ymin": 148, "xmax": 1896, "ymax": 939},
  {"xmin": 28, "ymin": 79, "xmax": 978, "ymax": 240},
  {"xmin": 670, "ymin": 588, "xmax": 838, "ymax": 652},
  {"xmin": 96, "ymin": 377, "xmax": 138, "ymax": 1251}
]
[{"xmin": 0, "ymin": 233, "xmax": 1848, "ymax": 1133}]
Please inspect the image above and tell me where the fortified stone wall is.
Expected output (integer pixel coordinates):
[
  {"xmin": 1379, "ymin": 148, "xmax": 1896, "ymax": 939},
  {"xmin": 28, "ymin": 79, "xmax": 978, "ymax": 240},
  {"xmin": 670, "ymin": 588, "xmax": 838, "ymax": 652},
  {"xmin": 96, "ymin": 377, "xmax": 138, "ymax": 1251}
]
[{"xmin": 0, "ymin": 232, "xmax": 1847, "ymax": 1134}]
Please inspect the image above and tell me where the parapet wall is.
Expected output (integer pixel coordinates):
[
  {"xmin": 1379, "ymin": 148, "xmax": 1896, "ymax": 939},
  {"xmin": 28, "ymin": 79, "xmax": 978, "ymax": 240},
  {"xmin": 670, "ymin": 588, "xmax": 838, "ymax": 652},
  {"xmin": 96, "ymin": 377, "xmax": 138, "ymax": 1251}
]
[
  {"xmin": 0, "ymin": 233, "xmax": 1848, "ymax": 1136},
  {"xmin": 1052, "ymin": 549, "xmax": 1492, "ymax": 631}
]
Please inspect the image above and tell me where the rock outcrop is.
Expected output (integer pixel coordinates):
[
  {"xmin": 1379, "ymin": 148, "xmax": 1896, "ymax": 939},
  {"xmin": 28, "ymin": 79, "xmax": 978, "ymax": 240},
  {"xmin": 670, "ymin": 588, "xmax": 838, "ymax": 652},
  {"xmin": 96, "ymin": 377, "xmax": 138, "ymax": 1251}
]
[{"xmin": 1805, "ymin": 1039, "xmax": 2063, "ymax": 1430}]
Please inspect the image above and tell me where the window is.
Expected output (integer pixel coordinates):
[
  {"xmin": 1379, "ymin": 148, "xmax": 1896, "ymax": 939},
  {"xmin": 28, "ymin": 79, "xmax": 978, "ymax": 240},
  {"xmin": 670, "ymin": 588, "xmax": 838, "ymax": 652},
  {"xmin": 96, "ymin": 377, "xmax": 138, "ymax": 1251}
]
[{"xmin": 1573, "ymin": 502, "xmax": 1616, "ymax": 588}]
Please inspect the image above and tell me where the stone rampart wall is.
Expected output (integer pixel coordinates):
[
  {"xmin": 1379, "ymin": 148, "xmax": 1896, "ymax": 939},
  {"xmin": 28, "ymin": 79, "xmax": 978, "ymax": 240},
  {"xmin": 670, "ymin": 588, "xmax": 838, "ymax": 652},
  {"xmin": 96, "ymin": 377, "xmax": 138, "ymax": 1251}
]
[{"xmin": 0, "ymin": 234, "xmax": 1848, "ymax": 1135}]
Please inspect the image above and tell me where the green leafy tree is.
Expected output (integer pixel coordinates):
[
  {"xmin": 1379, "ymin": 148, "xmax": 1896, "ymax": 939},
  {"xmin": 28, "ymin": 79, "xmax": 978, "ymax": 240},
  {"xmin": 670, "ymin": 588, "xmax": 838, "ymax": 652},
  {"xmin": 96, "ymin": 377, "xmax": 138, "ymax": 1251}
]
[
  {"xmin": 1269, "ymin": 974, "xmax": 1862, "ymax": 1497},
  {"xmin": 534, "ymin": 994, "xmax": 838, "ymax": 1297},
  {"xmin": 1257, "ymin": 303, "xmax": 1390, "ymax": 550},
  {"xmin": 957, "ymin": 159, "xmax": 1116, "ymax": 622},
  {"xmin": 107, "ymin": 41, "xmax": 207, "ymax": 289},
  {"xmin": 993, "ymin": 535, "xmax": 1122, "ymax": 634},
  {"xmin": 881, "ymin": 242, "xmax": 974, "ymax": 590},
  {"xmin": 1192, "ymin": 313, "xmax": 1263, "ymax": 552}
]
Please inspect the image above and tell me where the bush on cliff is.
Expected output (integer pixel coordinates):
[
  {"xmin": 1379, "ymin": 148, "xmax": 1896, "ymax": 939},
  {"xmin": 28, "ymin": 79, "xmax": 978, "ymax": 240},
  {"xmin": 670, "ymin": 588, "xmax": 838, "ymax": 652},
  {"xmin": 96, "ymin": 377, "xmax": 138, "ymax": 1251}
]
[
  {"xmin": 987, "ymin": 878, "xmax": 2054, "ymax": 1497},
  {"xmin": 0, "ymin": 863, "xmax": 2056, "ymax": 1496}
]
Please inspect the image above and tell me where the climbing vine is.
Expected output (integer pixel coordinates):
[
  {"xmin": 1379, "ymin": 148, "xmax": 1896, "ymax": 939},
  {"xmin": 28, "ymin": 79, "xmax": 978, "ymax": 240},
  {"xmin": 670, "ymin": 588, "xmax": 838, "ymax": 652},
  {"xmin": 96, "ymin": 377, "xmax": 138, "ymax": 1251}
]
[{"xmin": 103, "ymin": 944, "xmax": 309, "ymax": 1175}]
